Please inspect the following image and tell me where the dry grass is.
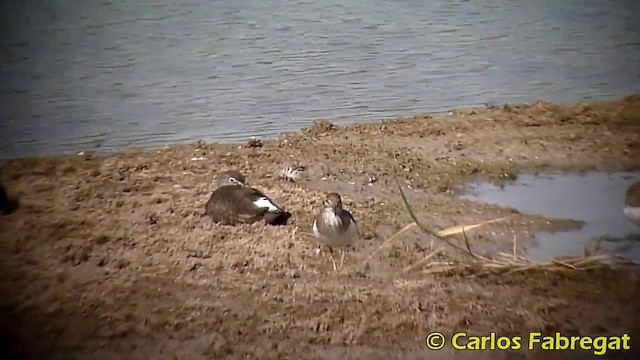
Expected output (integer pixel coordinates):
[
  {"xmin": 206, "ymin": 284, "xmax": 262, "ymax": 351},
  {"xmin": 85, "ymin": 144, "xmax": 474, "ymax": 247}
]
[{"xmin": 382, "ymin": 177, "xmax": 640, "ymax": 276}]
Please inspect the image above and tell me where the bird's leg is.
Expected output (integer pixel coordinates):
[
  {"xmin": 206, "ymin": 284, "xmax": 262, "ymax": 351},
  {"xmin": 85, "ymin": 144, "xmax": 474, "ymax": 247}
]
[
  {"xmin": 328, "ymin": 247, "xmax": 338, "ymax": 271},
  {"xmin": 339, "ymin": 248, "xmax": 346, "ymax": 271}
]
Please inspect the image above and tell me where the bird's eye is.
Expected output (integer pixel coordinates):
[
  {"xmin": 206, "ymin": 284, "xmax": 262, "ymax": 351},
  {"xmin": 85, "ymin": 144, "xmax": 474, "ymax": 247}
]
[{"xmin": 229, "ymin": 177, "xmax": 245, "ymax": 186}]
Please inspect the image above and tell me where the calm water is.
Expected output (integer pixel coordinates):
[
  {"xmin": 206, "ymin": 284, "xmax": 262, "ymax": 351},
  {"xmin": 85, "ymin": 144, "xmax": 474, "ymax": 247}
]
[
  {"xmin": 460, "ymin": 171, "xmax": 640, "ymax": 263},
  {"xmin": 1, "ymin": 0, "xmax": 639, "ymax": 159}
]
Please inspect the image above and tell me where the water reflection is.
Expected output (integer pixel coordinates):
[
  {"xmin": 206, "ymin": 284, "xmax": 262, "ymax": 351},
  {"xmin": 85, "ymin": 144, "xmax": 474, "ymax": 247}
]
[
  {"xmin": 0, "ymin": 0, "xmax": 639, "ymax": 158},
  {"xmin": 460, "ymin": 171, "xmax": 640, "ymax": 262}
]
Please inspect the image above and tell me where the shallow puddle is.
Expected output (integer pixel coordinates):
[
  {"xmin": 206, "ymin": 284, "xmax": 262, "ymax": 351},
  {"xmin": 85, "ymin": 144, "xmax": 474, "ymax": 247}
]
[{"xmin": 460, "ymin": 171, "xmax": 640, "ymax": 263}]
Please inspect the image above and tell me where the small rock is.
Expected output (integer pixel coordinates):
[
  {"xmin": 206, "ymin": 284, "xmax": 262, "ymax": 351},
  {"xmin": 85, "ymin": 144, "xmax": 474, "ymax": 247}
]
[
  {"xmin": 116, "ymin": 259, "xmax": 130, "ymax": 269},
  {"xmin": 94, "ymin": 235, "xmax": 111, "ymax": 245},
  {"xmin": 363, "ymin": 175, "xmax": 377, "ymax": 185},
  {"xmin": 146, "ymin": 213, "xmax": 158, "ymax": 225},
  {"xmin": 97, "ymin": 257, "xmax": 108, "ymax": 267}
]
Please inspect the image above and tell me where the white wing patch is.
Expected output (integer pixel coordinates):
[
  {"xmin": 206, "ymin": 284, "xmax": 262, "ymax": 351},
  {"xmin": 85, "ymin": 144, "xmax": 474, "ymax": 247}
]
[{"xmin": 253, "ymin": 197, "xmax": 279, "ymax": 212}]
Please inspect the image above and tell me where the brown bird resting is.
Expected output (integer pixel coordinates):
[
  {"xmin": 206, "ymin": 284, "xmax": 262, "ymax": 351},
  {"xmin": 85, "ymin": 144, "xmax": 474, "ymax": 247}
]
[{"xmin": 204, "ymin": 170, "xmax": 292, "ymax": 226}]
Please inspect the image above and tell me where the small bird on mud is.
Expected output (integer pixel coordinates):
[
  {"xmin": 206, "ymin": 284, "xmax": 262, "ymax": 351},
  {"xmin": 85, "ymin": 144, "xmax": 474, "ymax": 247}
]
[
  {"xmin": 205, "ymin": 170, "xmax": 292, "ymax": 226},
  {"xmin": 278, "ymin": 165, "xmax": 305, "ymax": 182},
  {"xmin": 624, "ymin": 181, "xmax": 640, "ymax": 227},
  {"xmin": 312, "ymin": 192, "xmax": 358, "ymax": 271}
]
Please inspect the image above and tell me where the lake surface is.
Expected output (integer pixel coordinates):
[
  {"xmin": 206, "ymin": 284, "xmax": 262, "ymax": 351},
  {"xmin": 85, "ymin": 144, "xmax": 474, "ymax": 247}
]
[
  {"xmin": 460, "ymin": 171, "xmax": 640, "ymax": 263},
  {"xmin": 1, "ymin": 0, "xmax": 639, "ymax": 159}
]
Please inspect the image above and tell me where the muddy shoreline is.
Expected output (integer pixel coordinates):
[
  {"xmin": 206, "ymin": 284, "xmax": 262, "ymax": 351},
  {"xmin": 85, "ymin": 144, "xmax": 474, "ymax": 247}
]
[{"xmin": 1, "ymin": 95, "xmax": 640, "ymax": 359}]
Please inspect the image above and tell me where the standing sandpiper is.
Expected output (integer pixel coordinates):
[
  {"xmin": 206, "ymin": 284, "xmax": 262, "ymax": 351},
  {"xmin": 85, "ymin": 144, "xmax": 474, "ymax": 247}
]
[
  {"xmin": 312, "ymin": 192, "xmax": 358, "ymax": 271},
  {"xmin": 624, "ymin": 181, "xmax": 640, "ymax": 227}
]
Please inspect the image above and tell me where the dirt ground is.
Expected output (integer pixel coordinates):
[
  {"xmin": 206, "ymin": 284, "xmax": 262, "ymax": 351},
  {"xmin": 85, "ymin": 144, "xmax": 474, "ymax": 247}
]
[{"xmin": 1, "ymin": 95, "xmax": 640, "ymax": 359}]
